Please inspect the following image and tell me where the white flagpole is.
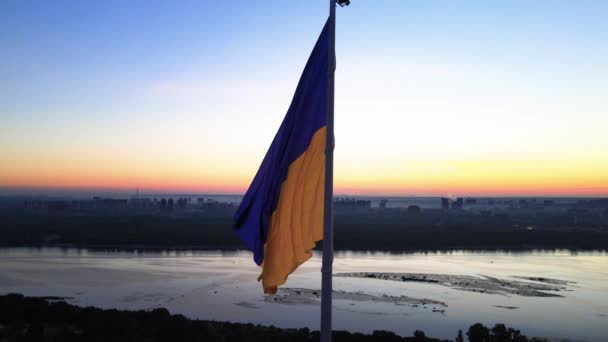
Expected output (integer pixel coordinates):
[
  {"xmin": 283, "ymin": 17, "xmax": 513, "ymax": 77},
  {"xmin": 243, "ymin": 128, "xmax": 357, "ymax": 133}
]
[{"xmin": 320, "ymin": 0, "xmax": 336, "ymax": 341}]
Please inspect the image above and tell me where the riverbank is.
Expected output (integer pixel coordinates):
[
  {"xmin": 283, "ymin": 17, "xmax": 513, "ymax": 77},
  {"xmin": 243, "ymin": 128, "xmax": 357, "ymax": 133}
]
[
  {"xmin": 2, "ymin": 210, "xmax": 608, "ymax": 251},
  {"xmin": 0, "ymin": 294, "xmax": 551, "ymax": 342},
  {"xmin": 3, "ymin": 243, "xmax": 608, "ymax": 254}
]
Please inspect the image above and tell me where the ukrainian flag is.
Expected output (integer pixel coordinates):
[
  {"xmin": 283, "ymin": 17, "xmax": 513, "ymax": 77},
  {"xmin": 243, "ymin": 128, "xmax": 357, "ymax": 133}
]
[{"xmin": 233, "ymin": 20, "xmax": 329, "ymax": 294}]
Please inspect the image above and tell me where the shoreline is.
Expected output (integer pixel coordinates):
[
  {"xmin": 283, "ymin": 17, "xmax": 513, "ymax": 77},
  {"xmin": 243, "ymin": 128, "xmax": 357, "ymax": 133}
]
[{"xmin": 1, "ymin": 243, "xmax": 606, "ymax": 254}]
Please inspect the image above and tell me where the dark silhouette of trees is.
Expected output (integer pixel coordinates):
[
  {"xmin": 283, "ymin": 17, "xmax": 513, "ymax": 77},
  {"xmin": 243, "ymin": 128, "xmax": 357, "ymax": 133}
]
[
  {"xmin": 468, "ymin": 323, "xmax": 490, "ymax": 342},
  {"xmin": 0, "ymin": 294, "xmax": 448, "ymax": 342},
  {"xmin": 413, "ymin": 330, "xmax": 426, "ymax": 342},
  {"xmin": 455, "ymin": 329, "xmax": 464, "ymax": 342},
  {"xmin": 491, "ymin": 324, "xmax": 508, "ymax": 341},
  {"xmin": 466, "ymin": 323, "xmax": 548, "ymax": 342},
  {"xmin": 0, "ymin": 294, "xmax": 553, "ymax": 342}
]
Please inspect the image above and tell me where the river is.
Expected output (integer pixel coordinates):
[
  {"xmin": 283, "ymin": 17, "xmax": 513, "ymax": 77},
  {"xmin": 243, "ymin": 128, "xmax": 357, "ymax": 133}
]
[{"xmin": 0, "ymin": 248, "xmax": 606, "ymax": 341}]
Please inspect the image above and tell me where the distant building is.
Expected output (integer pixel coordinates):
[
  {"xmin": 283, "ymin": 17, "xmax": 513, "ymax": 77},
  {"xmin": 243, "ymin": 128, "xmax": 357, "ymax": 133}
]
[
  {"xmin": 407, "ymin": 205, "xmax": 421, "ymax": 214},
  {"xmin": 379, "ymin": 199, "xmax": 388, "ymax": 209},
  {"xmin": 177, "ymin": 198, "xmax": 188, "ymax": 208},
  {"xmin": 441, "ymin": 198, "xmax": 449, "ymax": 211},
  {"xmin": 451, "ymin": 198, "xmax": 463, "ymax": 210},
  {"xmin": 47, "ymin": 201, "xmax": 69, "ymax": 211},
  {"xmin": 334, "ymin": 197, "xmax": 371, "ymax": 212},
  {"xmin": 93, "ymin": 197, "xmax": 128, "ymax": 209},
  {"xmin": 579, "ymin": 198, "xmax": 608, "ymax": 209},
  {"xmin": 480, "ymin": 210, "xmax": 492, "ymax": 217}
]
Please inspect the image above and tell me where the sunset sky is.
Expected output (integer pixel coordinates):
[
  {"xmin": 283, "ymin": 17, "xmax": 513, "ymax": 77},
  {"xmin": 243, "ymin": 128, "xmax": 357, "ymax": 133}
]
[{"xmin": 1, "ymin": 0, "xmax": 607, "ymax": 196}]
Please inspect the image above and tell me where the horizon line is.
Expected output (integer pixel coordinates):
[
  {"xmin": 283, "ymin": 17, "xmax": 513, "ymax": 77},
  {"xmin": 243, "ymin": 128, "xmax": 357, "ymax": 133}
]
[{"xmin": 1, "ymin": 185, "xmax": 607, "ymax": 199}]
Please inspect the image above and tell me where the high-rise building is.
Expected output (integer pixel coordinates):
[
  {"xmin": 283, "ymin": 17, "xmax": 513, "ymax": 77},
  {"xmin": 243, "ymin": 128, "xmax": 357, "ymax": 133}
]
[{"xmin": 441, "ymin": 197, "xmax": 449, "ymax": 210}]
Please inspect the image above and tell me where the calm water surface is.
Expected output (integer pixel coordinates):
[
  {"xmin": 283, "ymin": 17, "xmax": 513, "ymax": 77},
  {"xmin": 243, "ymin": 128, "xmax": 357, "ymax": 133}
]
[{"xmin": 0, "ymin": 248, "xmax": 606, "ymax": 341}]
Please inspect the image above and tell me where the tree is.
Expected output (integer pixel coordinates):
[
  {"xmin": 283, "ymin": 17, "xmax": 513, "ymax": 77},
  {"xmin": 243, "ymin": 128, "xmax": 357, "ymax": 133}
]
[
  {"xmin": 413, "ymin": 330, "xmax": 426, "ymax": 342},
  {"xmin": 468, "ymin": 323, "xmax": 490, "ymax": 342},
  {"xmin": 507, "ymin": 327, "xmax": 528, "ymax": 342},
  {"xmin": 491, "ymin": 324, "xmax": 508, "ymax": 342},
  {"xmin": 455, "ymin": 329, "xmax": 464, "ymax": 342}
]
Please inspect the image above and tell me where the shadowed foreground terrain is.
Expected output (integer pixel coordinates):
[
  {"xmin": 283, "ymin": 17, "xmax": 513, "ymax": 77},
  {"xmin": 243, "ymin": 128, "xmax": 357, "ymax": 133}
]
[{"xmin": 0, "ymin": 294, "xmax": 550, "ymax": 342}]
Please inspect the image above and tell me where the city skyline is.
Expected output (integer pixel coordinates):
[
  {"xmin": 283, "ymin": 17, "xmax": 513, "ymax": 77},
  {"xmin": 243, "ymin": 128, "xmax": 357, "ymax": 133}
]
[{"xmin": 2, "ymin": 0, "xmax": 607, "ymax": 197}]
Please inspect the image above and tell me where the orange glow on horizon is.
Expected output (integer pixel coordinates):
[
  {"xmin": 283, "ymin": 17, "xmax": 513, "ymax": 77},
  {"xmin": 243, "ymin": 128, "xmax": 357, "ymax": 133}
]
[
  {"xmin": 2, "ymin": 151, "xmax": 607, "ymax": 197},
  {"xmin": 3, "ymin": 176, "xmax": 607, "ymax": 197}
]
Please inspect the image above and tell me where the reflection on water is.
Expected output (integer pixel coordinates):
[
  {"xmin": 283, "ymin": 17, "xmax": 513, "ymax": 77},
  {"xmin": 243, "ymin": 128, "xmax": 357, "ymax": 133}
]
[{"xmin": 0, "ymin": 247, "xmax": 607, "ymax": 341}]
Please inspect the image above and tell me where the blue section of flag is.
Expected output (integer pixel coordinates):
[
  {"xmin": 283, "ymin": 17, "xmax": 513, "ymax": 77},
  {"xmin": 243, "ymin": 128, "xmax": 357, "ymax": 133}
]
[{"xmin": 233, "ymin": 20, "xmax": 329, "ymax": 266}]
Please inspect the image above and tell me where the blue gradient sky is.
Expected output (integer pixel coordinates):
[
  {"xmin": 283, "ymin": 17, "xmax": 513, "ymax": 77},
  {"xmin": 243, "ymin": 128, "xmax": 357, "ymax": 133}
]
[{"xmin": 1, "ymin": 0, "xmax": 607, "ymax": 196}]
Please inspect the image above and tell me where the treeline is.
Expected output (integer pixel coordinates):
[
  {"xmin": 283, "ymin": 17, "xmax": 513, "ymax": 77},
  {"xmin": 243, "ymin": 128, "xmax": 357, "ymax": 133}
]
[
  {"xmin": 0, "ymin": 211, "xmax": 240, "ymax": 247},
  {"xmin": 1, "ymin": 211, "xmax": 608, "ymax": 250},
  {"xmin": 333, "ymin": 214, "xmax": 608, "ymax": 250},
  {"xmin": 0, "ymin": 294, "xmax": 548, "ymax": 342}
]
